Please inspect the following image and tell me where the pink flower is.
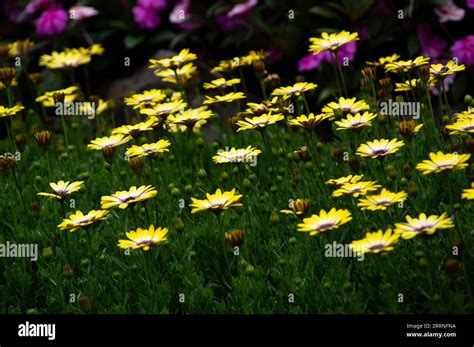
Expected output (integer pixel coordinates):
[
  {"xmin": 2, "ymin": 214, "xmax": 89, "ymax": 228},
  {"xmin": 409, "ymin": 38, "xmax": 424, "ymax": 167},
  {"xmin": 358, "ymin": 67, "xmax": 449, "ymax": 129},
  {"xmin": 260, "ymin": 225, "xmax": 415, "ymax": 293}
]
[
  {"xmin": 227, "ymin": 0, "xmax": 258, "ymax": 18},
  {"xmin": 25, "ymin": 0, "xmax": 53, "ymax": 14},
  {"xmin": 450, "ymin": 35, "xmax": 474, "ymax": 65},
  {"xmin": 298, "ymin": 42, "xmax": 357, "ymax": 72},
  {"xmin": 69, "ymin": 5, "xmax": 98, "ymax": 20},
  {"xmin": 138, "ymin": 0, "xmax": 167, "ymax": 11},
  {"xmin": 216, "ymin": 13, "xmax": 244, "ymax": 32},
  {"xmin": 133, "ymin": 5, "xmax": 161, "ymax": 29},
  {"xmin": 468, "ymin": 0, "xmax": 474, "ymax": 8},
  {"xmin": 36, "ymin": 6, "xmax": 68, "ymax": 37},
  {"xmin": 298, "ymin": 53, "xmax": 326, "ymax": 72},
  {"xmin": 417, "ymin": 25, "xmax": 446, "ymax": 58},
  {"xmin": 169, "ymin": 0, "xmax": 190, "ymax": 24},
  {"xmin": 434, "ymin": 0, "xmax": 465, "ymax": 22}
]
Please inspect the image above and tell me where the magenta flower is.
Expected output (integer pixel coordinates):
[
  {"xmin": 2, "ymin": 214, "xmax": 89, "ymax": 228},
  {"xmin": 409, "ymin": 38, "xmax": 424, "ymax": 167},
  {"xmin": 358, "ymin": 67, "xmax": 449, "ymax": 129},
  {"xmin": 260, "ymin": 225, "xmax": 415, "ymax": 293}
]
[
  {"xmin": 417, "ymin": 25, "xmax": 446, "ymax": 58},
  {"xmin": 138, "ymin": 0, "xmax": 167, "ymax": 11},
  {"xmin": 298, "ymin": 53, "xmax": 326, "ymax": 72},
  {"xmin": 36, "ymin": 6, "xmax": 68, "ymax": 37},
  {"xmin": 297, "ymin": 42, "xmax": 357, "ymax": 72},
  {"xmin": 450, "ymin": 35, "xmax": 474, "ymax": 66},
  {"xmin": 227, "ymin": 0, "xmax": 258, "ymax": 18},
  {"xmin": 468, "ymin": 0, "xmax": 474, "ymax": 8},
  {"xmin": 26, "ymin": 0, "xmax": 53, "ymax": 14},
  {"xmin": 69, "ymin": 6, "xmax": 98, "ymax": 20},
  {"xmin": 216, "ymin": 13, "xmax": 244, "ymax": 32},
  {"xmin": 133, "ymin": 5, "xmax": 161, "ymax": 29},
  {"xmin": 434, "ymin": 0, "xmax": 465, "ymax": 22}
]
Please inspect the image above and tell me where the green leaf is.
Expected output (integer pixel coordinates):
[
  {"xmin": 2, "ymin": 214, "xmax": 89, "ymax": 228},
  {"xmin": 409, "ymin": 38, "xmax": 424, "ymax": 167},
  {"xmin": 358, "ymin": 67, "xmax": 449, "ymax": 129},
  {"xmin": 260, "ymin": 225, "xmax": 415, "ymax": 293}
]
[
  {"xmin": 149, "ymin": 30, "xmax": 176, "ymax": 44},
  {"xmin": 124, "ymin": 34, "xmax": 145, "ymax": 49},
  {"xmin": 309, "ymin": 6, "xmax": 342, "ymax": 21}
]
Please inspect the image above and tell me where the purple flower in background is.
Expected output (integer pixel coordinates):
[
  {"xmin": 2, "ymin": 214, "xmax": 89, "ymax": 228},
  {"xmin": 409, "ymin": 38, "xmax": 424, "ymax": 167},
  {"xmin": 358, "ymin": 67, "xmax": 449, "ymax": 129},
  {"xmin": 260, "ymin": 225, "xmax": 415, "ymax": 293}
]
[
  {"xmin": 417, "ymin": 25, "xmax": 446, "ymax": 58},
  {"xmin": 69, "ymin": 6, "xmax": 99, "ymax": 21},
  {"xmin": 170, "ymin": 0, "xmax": 190, "ymax": 23},
  {"xmin": 26, "ymin": 0, "xmax": 53, "ymax": 14},
  {"xmin": 450, "ymin": 35, "xmax": 474, "ymax": 65},
  {"xmin": 138, "ymin": 0, "xmax": 167, "ymax": 11},
  {"xmin": 468, "ymin": 0, "xmax": 474, "ymax": 8},
  {"xmin": 133, "ymin": 5, "xmax": 161, "ymax": 29},
  {"xmin": 216, "ymin": 13, "xmax": 244, "ymax": 32},
  {"xmin": 227, "ymin": 0, "xmax": 258, "ymax": 18},
  {"xmin": 325, "ymin": 41, "xmax": 357, "ymax": 65},
  {"xmin": 36, "ymin": 6, "xmax": 68, "ymax": 37},
  {"xmin": 298, "ymin": 53, "xmax": 326, "ymax": 72},
  {"xmin": 434, "ymin": 0, "xmax": 465, "ymax": 22}
]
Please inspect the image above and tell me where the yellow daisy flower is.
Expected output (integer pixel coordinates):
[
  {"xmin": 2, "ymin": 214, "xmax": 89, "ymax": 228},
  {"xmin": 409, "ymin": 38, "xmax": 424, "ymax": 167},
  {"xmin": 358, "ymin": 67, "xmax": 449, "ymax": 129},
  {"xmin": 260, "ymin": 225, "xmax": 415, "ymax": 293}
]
[
  {"xmin": 357, "ymin": 188, "xmax": 408, "ymax": 211},
  {"xmin": 430, "ymin": 60, "xmax": 465, "ymax": 78},
  {"xmin": 309, "ymin": 31, "xmax": 359, "ymax": 54},
  {"xmin": 87, "ymin": 134, "xmax": 132, "ymax": 150},
  {"xmin": 35, "ymin": 86, "xmax": 79, "ymax": 107},
  {"xmin": 325, "ymin": 174, "xmax": 364, "ymax": 186},
  {"xmin": 280, "ymin": 199, "xmax": 311, "ymax": 215},
  {"xmin": 350, "ymin": 229, "xmax": 400, "ymax": 254},
  {"xmin": 203, "ymin": 92, "xmax": 246, "ymax": 105},
  {"xmin": 416, "ymin": 151, "xmax": 471, "ymax": 174},
  {"xmin": 167, "ymin": 106, "xmax": 213, "ymax": 128},
  {"xmin": 461, "ymin": 183, "xmax": 474, "ymax": 200},
  {"xmin": 356, "ymin": 138, "xmax": 405, "ymax": 159},
  {"xmin": 332, "ymin": 181, "xmax": 381, "ymax": 198},
  {"xmin": 297, "ymin": 208, "xmax": 352, "ymax": 236},
  {"xmin": 394, "ymin": 213, "xmax": 454, "ymax": 239},
  {"xmin": 125, "ymin": 139, "xmax": 171, "ymax": 158},
  {"xmin": 8, "ymin": 39, "xmax": 34, "ymax": 57},
  {"xmin": 366, "ymin": 54, "xmax": 400, "ymax": 67},
  {"xmin": 211, "ymin": 59, "xmax": 241, "ymax": 73},
  {"xmin": 398, "ymin": 120, "xmax": 424, "ymax": 138},
  {"xmin": 272, "ymin": 82, "xmax": 317, "ymax": 97},
  {"xmin": 334, "ymin": 112, "xmax": 377, "ymax": 130},
  {"xmin": 236, "ymin": 113, "xmax": 284, "ymax": 132},
  {"xmin": 58, "ymin": 210, "xmax": 109, "ymax": 232},
  {"xmin": 203, "ymin": 78, "xmax": 241, "ymax": 89},
  {"xmin": 0, "ymin": 105, "xmax": 24, "ymax": 118},
  {"xmin": 117, "ymin": 225, "xmax": 168, "ymax": 251},
  {"xmin": 140, "ymin": 100, "xmax": 187, "ymax": 119},
  {"xmin": 101, "ymin": 185, "xmax": 158, "ymax": 209},
  {"xmin": 124, "ymin": 89, "xmax": 166, "ymax": 109},
  {"xmin": 212, "ymin": 146, "xmax": 261, "ymax": 164},
  {"xmin": 38, "ymin": 180, "xmax": 84, "ymax": 200},
  {"xmin": 39, "ymin": 48, "xmax": 93, "ymax": 70},
  {"xmin": 385, "ymin": 56, "xmax": 430, "ymax": 73},
  {"xmin": 81, "ymin": 43, "xmax": 105, "ymax": 56},
  {"xmin": 394, "ymin": 79, "xmax": 421, "ymax": 92},
  {"xmin": 154, "ymin": 62, "xmax": 198, "ymax": 85},
  {"xmin": 445, "ymin": 117, "xmax": 474, "ymax": 135},
  {"xmin": 287, "ymin": 113, "xmax": 331, "ymax": 131},
  {"xmin": 111, "ymin": 118, "xmax": 157, "ymax": 137},
  {"xmin": 243, "ymin": 98, "xmax": 282, "ymax": 116},
  {"xmin": 322, "ymin": 97, "xmax": 370, "ymax": 119},
  {"xmin": 190, "ymin": 188, "xmax": 243, "ymax": 214},
  {"xmin": 148, "ymin": 48, "xmax": 197, "ymax": 71},
  {"xmin": 240, "ymin": 50, "xmax": 270, "ymax": 65}
]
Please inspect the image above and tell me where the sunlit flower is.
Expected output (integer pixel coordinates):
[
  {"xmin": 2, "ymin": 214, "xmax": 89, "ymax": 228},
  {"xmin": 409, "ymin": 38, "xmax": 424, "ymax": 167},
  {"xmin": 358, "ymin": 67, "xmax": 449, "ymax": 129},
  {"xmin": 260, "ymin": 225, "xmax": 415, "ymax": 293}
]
[
  {"xmin": 117, "ymin": 225, "xmax": 168, "ymax": 251},
  {"xmin": 0, "ymin": 105, "xmax": 24, "ymax": 118},
  {"xmin": 101, "ymin": 185, "xmax": 158, "ymax": 209},
  {"xmin": 334, "ymin": 112, "xmax": 377, "ymax": 131},
  {"xmin": 385, "ymin": 56, "xmax": 430, "ymax": 73},
  {"xmin": 58, "ymin": 210, "xmax": 109, "ymax": 232},
  {"xmin": 203, "ymin": 78, "xmax": 241, "ymax": 89},
  {"xmin": 462, "ymin": 183, "xmax": 474, "ymax": 200},
  {"xmin": 243, "ymin": 97, "xmax": 288, "ymax": 116},
  {"xmin": 430, "ymin": 60, "xmax": 465, "ymax": 79},
  {"xmin": 111, "ymin": 118, "xmax": 157, "ymax": 137},
  {"xmin": 36, "ymin": 86, "xmax": 79, "ymax": 107},
  {"xmin": 309, "ymin": 31, "xmax": 359, "ymax": 55},
  {"xmin": 297, "ymin": 208, "xmax": 352, "ymax": 236},
  {"xmin": 140, "ymin": 100, "xmax": 187, "ymax": 119},
  {"xmin": 288, "ymin": 113, "xmax": 331, "ymax": 131},
  {"xmin": 211, "ymin": 59, "xmax": 240, "ymax": 73},
  {"xmin": 203, "ymin": 92, "xmax": 246, "ymax": 105},
  {"xmin": 367, "ymin": 54, "xmax": 400, "ymax": 67},
  {"xmin": 356, "ymin": 138, "xmax": 404, "ymax": 159},
  {"xmin": 325, "ymin": 174, "xmax": 364, "ymax": 186},
  {"xmin": 154, "ymin": 62, "xmax": 197, "ymax": 84},
  {"xmin": 272, "ymin": 82, "xmax": 317, "ymax": 97},
  {"xmin": 445, "ymin": 117, "xmax": 474, "ymax": 135},
  {"xmin": 240, "ymin": 50, "xmax": 270, "ymax": 65},
  {"xmin": 357, "ymin": 188, "xmax": 407, "ymax": 211},
  {"xmin": 212, "ymin": 146, "xmax": 261, "ymax": 164},
  {"xmin": 8, "ymin": 39, "xmax": 34, "ymax": 58},
  {"xmin": 125, "ymin": 139, "xmax": 171, "ymax": 158},
  {"xmin": 322, "ymin": 97, "xmax": 370, "ymax": 118},
  {"xmin": 39, "ymin": 47, "xmax": 95, "ymax": 70},
  {"xmin": 394, "ymin": 213, "xmax": 454, "ymax": 239},
  {"xmin": 350, "ymin": 229, "xmax": 400, "ymax": 254},
  {"xmin": 332, "ymin": 181, "xmax": 381, "ymax": 198},
  {"xmin": 394, "ymin": 79, "xmax": 421, "ymax": 92},
  {"xmin": 236, "ymin": 113, "xmax": 284, "ymax": 132},
  {"xmin": 416, "ymin": 151, "xmax": 470, "ymax": 174},
  {"xmin": 87, "ymin": 134, "xmax": 132, "ymax": 150},
  {"xmin": 167, "ymin": 106, "xmax": 213, "ymax": 129},
  {"xmin": 38, "ymin": 180, "xmax": 84, "ymax": 200},
  {"xmin": 190, "ymin": 188, "xmax": 243, "ymax": 214},
  {"xmin": 280, "ymin": 199, "xmax": 311, "ymax": 215},
  {"xmin": 149, "ymin": 48, "xmax": 197, "ymax": 71},
  {"xmin": 124, "ymin": 89, "xmax": 166, "ymax": 109}
]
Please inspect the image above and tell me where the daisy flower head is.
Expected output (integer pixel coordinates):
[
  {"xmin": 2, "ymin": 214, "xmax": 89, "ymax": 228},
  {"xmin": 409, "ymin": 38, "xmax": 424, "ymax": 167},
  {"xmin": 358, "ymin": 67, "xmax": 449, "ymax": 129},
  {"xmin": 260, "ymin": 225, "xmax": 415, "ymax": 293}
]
[
  {"xmin": 125, "ymin": 139, "xmax": 171, "ymax": 158},
  {"xmin": 148, "ymin": 48, "xmax": 197, "ymax": 71},
  {"xmin": 101, "ymin": 185, "xmax": 158, "ymax": 209},
  {"xmin": 212, "ymin": 146, "xmax": 261, "ymax": 165},
  {"xmin": 395, "ymin": 213, "xmax": 454, "ymax": 239},
  {"xmin": 123, "ymin": 89, "xmax": 166, "ymax": 109},
  {"xmin": 117, "ymin": 225, "xmax": 168, "ymax": 251},
  {"xmin": 462, "ymin": 183, "xmax": 474, "ymax": 200},
  {"xmin": 394, "ymin": 79, "xmax": 421, "ymax": 92},
  {"xmin": 325, "ymin": 174, "xmax": 364, "ymax": 186},
  {"xmin": 203, "ymin": 78, "xmax": 241, "ymax": 90},
  {"xmin": 203, "ymin": 92, "xmax": 246, "ymax": 105},
  {"xmin": 0, "ymin": 105, "xmax": 24, "ymax": 118},
  {"xmin": 350, "ymin": 229, "xmax": 400, "ymax": 254},
  {"xmin": 58, "ymin": 209, "xmax": 109, "ymax": 232},
  {"xmin": 7, "ymin": 39, "xmax": 34, "ymax": 58},
  {"xmin": 385, "ymin": 56, "xmax": 430, "ymax": 73},
  {"xmin": 356, "ymin": 138, "xmax": 405, "ymax": 159},
  {"xmin": 167, "ymin": 106, "xmax": 213, "ymax": 129},
  {"xmin": 445, "ymin": 117, "xmax": 474, "ymax": 135},
  {"xmin": 111, "ymin": 117, "xmax": 157, "ymax": 137},
  {"xmin": 416, "ymin": 151, "xmax": 470, "ymax": 174},
  {"xmin": 87, "ymin": 134, "xmax": 132, "ymax": 151},
  {"xmin": 38, "ymin": 180, "xmax": 84, "ymax": 200},
  {"xmin": 367, "ymin": 54, "xmax": 400, "ymax": 67},
  {"xmin": 240, "ymin": 50, "xmax": 270, "ymax": 66},
  {"xmin": 332, "ymin": 181, "xmax": 381, "ymax": 198},
  {"xmin": 236, "ymin": 113, "xmax": 284, "ymax": 132},
  {"xmin": 357, "ymin": 188, "xmax": 408, "ymax": 211},
  {"xmin": 287, "ymin": 113, "xmax": 331, "ymax": 131},
  {"xmin": 39, "ymin": 47, "xmax": 92, "ymax": 70},
  {"xmin": 190, "ymin": 188, "xmax": 243, "ymax": 214},
  {"xmin": 140, "ymin": 100, "xmax": 187, "ymax": 119},
  {"xmin": 272, "ymin": 82, "xmax": 317, "ymax": 98},
  {"xmin": 211, "ymin": 58, "xmax": 240, "ymax": 74},
  {"xmin": 334, "ymin": 112, "xmax": 377, "ymax": 131},
  {"xmin": 154, "ymin": 62, "xmax": 198, "ymax": 85},
  {"xmin": 398, "ymin": 120, "xmax": 424, "ymax": 139},
  {"xmin": 322, "ymin": 97, "xmax": 370, "ymax": 119},
  {"xmin": 430, "ymin": 60, "xmax": 465, "ymax": 79},
  {"xmin": 309, "ymin": 31, "xmax": 359, "ymax": 55},
  {"xmin": 36, "ymin": 86, "xmax": 79, "ymax": 107},
  {"xmin": 280, "ymin": 199, "xmax": 311, "ymax": 215},
  {"xmin": 297, "ymin": 208, "xmax": 352, "ymax": 236}
]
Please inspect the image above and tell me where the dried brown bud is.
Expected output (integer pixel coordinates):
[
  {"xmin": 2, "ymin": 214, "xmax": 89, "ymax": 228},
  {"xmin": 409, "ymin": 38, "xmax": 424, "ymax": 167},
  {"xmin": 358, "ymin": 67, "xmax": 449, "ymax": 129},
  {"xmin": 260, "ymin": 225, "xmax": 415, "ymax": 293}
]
[
  {"xmin": 398, "ymin": 120, "xmax": 420, "ymax": 139},
  {"xmin": 331, "ymin": 147, "xmax": 345, "ymax": 162},
  {"xmin": 361, "ymin": 66, "xmax": 376, "ymax": 82},
  {"xmin": 0, "ymin": 152, "xmax": 19, "ymax": 174},
  {"xmin": 295, "ymin": 75, "xmax": 305, "ymax": 83},
  {"xmin": 102, "ymin": 146, "xmax": 116, "ymax": 163},
  {"xmin": 348, "ymin": 156, "xmax": 359, "ymax": 172},
  {"xmin": 225, "ymin": 229, "xmax": 245, "ymax": 247},
  {"xmin": 34, "ymin": 130, "xmax": 53, "ymax": 148},
  {"xmin": 29, "ymin": 72, "xmax": 43, "ymax": 86},
  {"xmin": 0, "ymin": 67, "xmax": 16, "ymax": 84},
  {"xmin": 263, "ymin": 73, "xmax": 281, "ymax": 90},
  {"xmin": 31, "ymin": 201, "xmax": 41, "ymax": 218},
  {"xmin": 295, "ymin": 146, "xmax": 311, "ymax": 162}
]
